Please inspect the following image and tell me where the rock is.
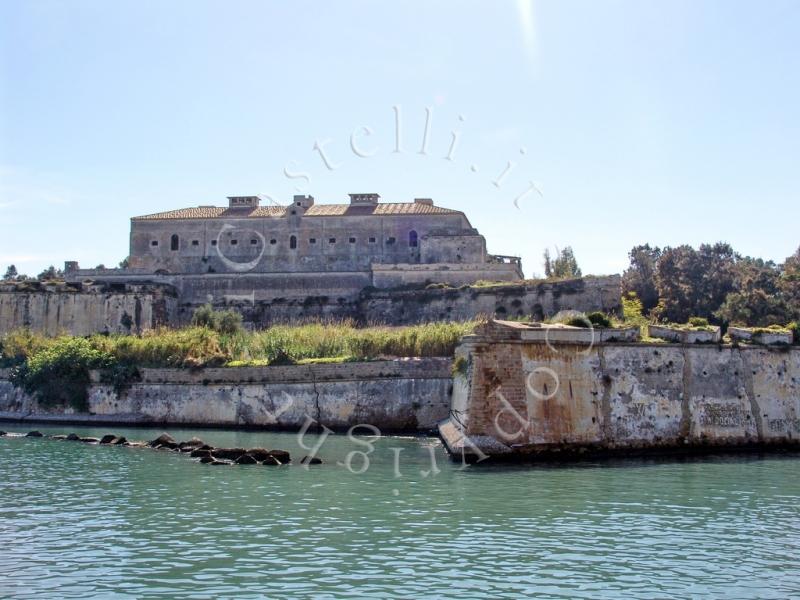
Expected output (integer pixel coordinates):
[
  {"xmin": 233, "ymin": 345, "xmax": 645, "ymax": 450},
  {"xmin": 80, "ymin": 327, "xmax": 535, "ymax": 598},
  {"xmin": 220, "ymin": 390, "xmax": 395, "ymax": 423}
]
[
  {"xmin": 190, "ymin": 448, "xmax": 213, "ymax": 458},
  {"xmin": 211, "ymin": 448, "xmax": 247, "ymax": 461},
  {"xmin": 235, "ymin": 454, "xmax": 258, "ymax": 465},
  {"xmin": 268, "ymin": 449, "xmax": 291, "ymax": 463},
  {"xmin": 245, "ymin": 448, "xmax": 273, "ymax": 462},
  {"xmin": 50, "ymin": 434, "xmax": 68, "ymax": 440},
  {"xmin": 178, "ymin": 437, "xmax": 205, "ymax": 450},
  {"xmin": 300, "ymin": 456, "xmax": 323, "ymax": 465},
  {"xmin": 198, "ymin": 444, "xmax": 214, "ymax": 451},
  {"xmin": 148, "ymin": 433, "xmax": 178, "ymax": 449},
  {"xmin": 80, "ymin": 437, "xmax": 100, "ymax": 444},
  {"xmin": 124, "ymin": 441, "xmax": 147, "ymax": 447},
  {"xmin": 112, "ymin": 437, "xmax": 128, "ymax": 445},
  {"xmin": 66, "ymin": 433, "xmax": 81, "ymax": 441},
  {"xmin": 209, "ymin": 460, "xmax": 233, "ymax": 466},
  {"xmin": 26, "ymin": 431, "xmax": 44, "ymax": 438},
  {"xmin": 199, "ymin": 456, "xmax": 215, "ymax": 463},
  {"xmin": 261, "ymin": 455, "xmax": 282, "ymax": 466},
  {"xmin": 99, "ymin": 435, "xmax": 118, "ymax": 445},
  {"xmin": 0, "ymin": 431, "xmax": 6, "ymax": 437}
]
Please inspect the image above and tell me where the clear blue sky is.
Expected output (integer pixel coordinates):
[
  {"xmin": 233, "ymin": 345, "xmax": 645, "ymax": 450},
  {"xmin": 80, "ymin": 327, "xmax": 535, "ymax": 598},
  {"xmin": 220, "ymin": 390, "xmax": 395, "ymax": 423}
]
[{"xmin": 1, "ymin": 0, "xmax": 798, "ymax": 278}]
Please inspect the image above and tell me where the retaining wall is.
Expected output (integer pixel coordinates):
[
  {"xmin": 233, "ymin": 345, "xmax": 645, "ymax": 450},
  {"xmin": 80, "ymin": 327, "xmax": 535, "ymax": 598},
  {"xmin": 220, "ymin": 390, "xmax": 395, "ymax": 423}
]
[{"xmin": 0, "ymin": 359, "xmax": 453, "ymax": 432}]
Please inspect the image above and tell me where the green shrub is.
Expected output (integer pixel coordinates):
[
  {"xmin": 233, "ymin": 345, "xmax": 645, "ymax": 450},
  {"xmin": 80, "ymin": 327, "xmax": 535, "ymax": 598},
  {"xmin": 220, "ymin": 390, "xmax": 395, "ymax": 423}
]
[
  {"xmin": 191, "ymin": 304, "xmax": 244, "ymax": 335},
  {"xmin": 12, "ymin": 337, "xmax": 115, "ymax": 411},
  {"xmin": 451, "ymin": 355, "xmax": 468, "ymax": 378},
  {"xmin": 0, "ymin": 329, "xmax": 51, "ymax": 367},
  {"xmin": 688, "ymin": 317, "xmax": 710, "ymax": 328}
]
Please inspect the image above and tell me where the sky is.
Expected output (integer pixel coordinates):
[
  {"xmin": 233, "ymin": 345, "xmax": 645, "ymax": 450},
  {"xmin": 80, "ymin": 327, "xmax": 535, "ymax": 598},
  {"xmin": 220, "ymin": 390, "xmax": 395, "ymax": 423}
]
[{"xmin": 1, "ymin": 0, "xmax": 798, "ymax": 278}]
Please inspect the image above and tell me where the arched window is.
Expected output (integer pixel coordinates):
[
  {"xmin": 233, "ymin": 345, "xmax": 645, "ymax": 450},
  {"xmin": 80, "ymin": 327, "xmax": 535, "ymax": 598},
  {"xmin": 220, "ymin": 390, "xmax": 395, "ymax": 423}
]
[
  {"xmin": 409, "ymin": 230, "xmax": 418, "ymax": 248},
  {"xmin": 290, "ymin": 235, "xmax": 297, "ymax": 250},
  {"xmin": 170, "ymin": 234, "xmax": 179, "ymax": 251}
]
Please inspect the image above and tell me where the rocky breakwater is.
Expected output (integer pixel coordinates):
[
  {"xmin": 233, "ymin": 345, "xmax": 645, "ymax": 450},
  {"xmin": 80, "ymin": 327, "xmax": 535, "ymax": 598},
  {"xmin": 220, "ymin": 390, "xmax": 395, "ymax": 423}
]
[{"xmin": 0, "ymin": 430, "xmax": 323, "ymax": 467}]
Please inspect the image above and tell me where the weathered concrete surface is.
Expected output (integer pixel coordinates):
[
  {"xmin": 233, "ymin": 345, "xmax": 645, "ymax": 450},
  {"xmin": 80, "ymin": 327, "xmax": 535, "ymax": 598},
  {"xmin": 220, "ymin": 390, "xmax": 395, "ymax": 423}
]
[
  {"xmin": 441, "ymin": 320, "xmax": 800, "ymax": 461},
  {"xmin": 0, "ymin": 359, "xmax": 452, "ymax": 432},
  {"xmin": 0, "ymin": 282, "xmax": 177, "ymax": 336}
]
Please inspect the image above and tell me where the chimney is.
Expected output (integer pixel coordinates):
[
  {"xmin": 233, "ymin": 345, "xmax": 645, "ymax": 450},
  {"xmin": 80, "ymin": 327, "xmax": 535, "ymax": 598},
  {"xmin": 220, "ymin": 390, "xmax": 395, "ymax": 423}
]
[
  {"xmin": 227, "ymin": 196, "xmax": 261, "ymax": 209},
  {"xmin": 348, "ymin": 193, "xmax": 380, "ymax": 205},
  {"xmin": 414, "ymin": 198, "xmax": 433, "ymax": 206},
  {"xmin": 293, "ymin": 195, "xmax": 315, "ymax": 209}
]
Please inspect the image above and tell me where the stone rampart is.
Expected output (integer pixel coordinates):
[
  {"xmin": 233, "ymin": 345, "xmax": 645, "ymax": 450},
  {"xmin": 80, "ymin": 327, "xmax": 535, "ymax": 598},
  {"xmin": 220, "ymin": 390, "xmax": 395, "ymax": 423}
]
[
  {"xmin": 440, "ymin": 320, "xmax": 800, "ymax": 460},
  {"xmin": 0, "ymin": 359, "xmax": 452, "ymax": 432}
]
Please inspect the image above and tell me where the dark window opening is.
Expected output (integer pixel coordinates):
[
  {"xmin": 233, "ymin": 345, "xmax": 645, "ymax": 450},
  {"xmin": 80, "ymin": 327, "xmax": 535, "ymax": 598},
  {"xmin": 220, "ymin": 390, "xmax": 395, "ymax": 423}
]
[
  {"xmin": 251, "ymin": 239, "xmax": 258, "ymax": 245},
  {"xmin": 369, "ymin": 237, "xmax": 376, "ymax": 243},
  {"xmin": 191, "ymin": 240, "xmax": 199, "ymax": 246},
  {"xmin": 230, "ymin": 239, "xmax": 238, "ymax": 246},
  {"xmin": 409, "ymin": 230, "xmax": 418, "ymax": 247},
  {"xmin": 211, "ymin": 240, "xmax": 218, "ymax": 246},
  {"xmin": 151, "ymin": 240, "xmax": 159, "ymax": 247},
  {"xmin": 309, "ymin": 238, "xmax": 317, "ymax": 244},
  {"xmin": 329, "ymin": 237, "xmax": 336, "ymax": 244},
  {"xmin": 270, "ymin": 239, "xmax": 277, "ymax": 245},
  {"xmin": 291, "ymin": 210, "xmax": 297, "ymax": 215},
  {"xmin": 290, "ymin": 235, "xmax": 297, "ymax": 249},
  {"xmin": 170, "ymin": 234, "xmax": 179, "ymax": 251},
  {"xmin": 387, "ymin": 237, "xmax": 396, "ymax": 245},
  {"xmin": 349, "ymin": 237, "xmax": 356, "ymax": 244},
  {"xmin": 296, "ymin": 202, "xmax": 302, "ymax": 206}
]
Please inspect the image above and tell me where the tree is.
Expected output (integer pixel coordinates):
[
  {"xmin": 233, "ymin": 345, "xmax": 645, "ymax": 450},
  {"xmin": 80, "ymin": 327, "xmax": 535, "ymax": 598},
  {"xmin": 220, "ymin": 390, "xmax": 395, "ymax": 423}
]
[
  {"xmin": 715, "ymin": 257, "xmax": 790, "ymax": 326},
  {"xmin": 37, "ymin": 265, "xmax": 63, "ymax": 281},
  {"xmin": 543, "ymin": 246, "xmax": 582, "ymax": 279},
  {"xmin": 3, "ymin": 265, "xmax": 18, "ymax": 281},
  {"xmin": 622, "ymin": 244, "xmax": 661, "ymax": 312},
  {"xmin": 119, "ymin": 257, "xmax": 130, "ymax": 269},
  {"xmin": 652, "ymin": 243, "xmax": 737, "ymax": 323}
]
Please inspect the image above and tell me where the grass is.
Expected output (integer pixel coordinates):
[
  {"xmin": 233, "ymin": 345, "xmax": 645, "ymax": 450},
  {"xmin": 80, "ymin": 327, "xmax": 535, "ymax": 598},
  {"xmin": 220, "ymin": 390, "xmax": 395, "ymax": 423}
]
[{"xmin": 1, "ymin": 320, "xmax": 477, "ymax": 371}]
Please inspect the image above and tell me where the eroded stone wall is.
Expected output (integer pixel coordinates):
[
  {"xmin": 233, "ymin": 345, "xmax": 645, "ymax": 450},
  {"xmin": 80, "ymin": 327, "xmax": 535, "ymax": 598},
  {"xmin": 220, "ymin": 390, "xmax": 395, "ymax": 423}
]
[
  {"xmin": 443, "ymin": 329, "xmax": 800, "ymax": 459},
  {"xmin": 0, "ymin": 283, "xmax": 178, "ymax": 336},
  {"xmin": 0, "ymin": 359, "xmax": 452, "ymax": 432}
]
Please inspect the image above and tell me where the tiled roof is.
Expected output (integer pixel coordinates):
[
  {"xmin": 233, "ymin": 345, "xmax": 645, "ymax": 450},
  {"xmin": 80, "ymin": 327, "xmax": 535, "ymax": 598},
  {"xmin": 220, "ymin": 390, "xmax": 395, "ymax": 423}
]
[{"xmin": 132, "ymin": 202, "xmax": 462, "ymax": 221}]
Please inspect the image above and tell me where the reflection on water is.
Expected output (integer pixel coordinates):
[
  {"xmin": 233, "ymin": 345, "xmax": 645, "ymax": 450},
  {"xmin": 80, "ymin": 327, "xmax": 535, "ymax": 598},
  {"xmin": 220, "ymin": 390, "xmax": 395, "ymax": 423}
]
[{"xmin": 1, "ymin": 425, "xmax": 799, "ymax": 598}]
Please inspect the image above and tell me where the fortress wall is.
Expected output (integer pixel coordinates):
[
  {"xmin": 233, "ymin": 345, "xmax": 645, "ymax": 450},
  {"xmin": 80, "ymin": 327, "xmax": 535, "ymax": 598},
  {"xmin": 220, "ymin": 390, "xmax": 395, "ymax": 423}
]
[
  {"xmin": 361, "ymin": 275, "xmax": 623, "ymax": 325},
  {"xmin": 440, "ymin": 330, "xmax": 800, "ymax": 460},
  {"xmin": 0, "ymin": 359, "xmax": 453, "ymax": 432},
  {"xmin": 0, "ymin": 286, "xmax": 177, "ymax": 336},
  {"xmin": 371, "ymin": 263, "xmax": 522, "ymax": 288}
]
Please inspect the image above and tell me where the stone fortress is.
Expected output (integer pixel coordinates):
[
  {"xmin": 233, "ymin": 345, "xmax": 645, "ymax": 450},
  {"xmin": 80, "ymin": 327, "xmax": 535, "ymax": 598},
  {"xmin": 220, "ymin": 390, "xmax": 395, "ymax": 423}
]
[{"xmin": 0, "ymin": 193, "xmax": 623, "ymax": 334}]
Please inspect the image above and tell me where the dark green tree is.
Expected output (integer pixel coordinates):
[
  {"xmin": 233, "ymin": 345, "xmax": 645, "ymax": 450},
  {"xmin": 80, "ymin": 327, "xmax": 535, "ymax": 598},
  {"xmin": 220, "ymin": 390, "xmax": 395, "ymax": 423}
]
[
  {"xmin": 622, "ymin": 244, "xmax": 661, "ymax": 312},
  {"xmin": 543, "ymin": 246, "xmax": 582, "ymax": 279},
  {"xmin": 3, "ymin": 265, "xmax": 17, "ymax": 281}
]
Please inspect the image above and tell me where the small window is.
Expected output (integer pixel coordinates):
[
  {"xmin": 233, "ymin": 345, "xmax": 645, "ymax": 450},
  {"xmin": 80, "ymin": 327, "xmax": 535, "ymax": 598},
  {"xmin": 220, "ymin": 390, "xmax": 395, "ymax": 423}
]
[
  {"xmin": 296, "ymin": 202, "xmax": 302, "ymax": 206},
  {"xmin": 151, "ymin": 240, "xmax": 159, "ymax": 247},
  {"xmin": 211, "ymin": 240, "xmax": 218, "ymax": 246},
  {"xmin": 231, "ymin": 239, "xmax": 238, "ymax": 246},
  {"xmin": 309, "ymin": 238, "xmax": 317, "ymax": 244},
  {"xmin": 369, "ymin": 237, "xmax": 376, "ymax": 243},
  {"xmin": 290, "ymin": 235, "xmax": 297, "ymax": 249},
  {"xmin": 409, "ymin": 230, "xmax": 418, "ymax": 247},
  {"xmin": 191, "ymin": 240, "xmax": 199, "ymax": 246},
  {"xmin": 329, "ymin": 237, "xmax": 336, "ymax": 244},
  {"xmin": 170, "ymin": 234, "xmax": 179, "ymax": 251},
  {"xmin": 291, "ymin": 210, "xmax": 297, "ymax": 215},
  {"xmin": 270, "ymin": 239, "xmax": 277, "ymax": 245},
  {"xmin": 387, "ymin": 236, "xmax": 396, "ymax": 245},
  {"xmin": 251, "ymin": 239, "xmax": 258, "ymax": 245},
  {"xmin": 349, "ymin": 237, "xmax": 356, "ymax": 244}
]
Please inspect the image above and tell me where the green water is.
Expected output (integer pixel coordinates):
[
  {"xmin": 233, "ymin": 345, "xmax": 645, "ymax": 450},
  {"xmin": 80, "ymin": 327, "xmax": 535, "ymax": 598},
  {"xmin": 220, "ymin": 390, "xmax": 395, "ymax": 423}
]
[{"xmin": 1, "ymin": 425, "xmax": 799, "ymax": 599}]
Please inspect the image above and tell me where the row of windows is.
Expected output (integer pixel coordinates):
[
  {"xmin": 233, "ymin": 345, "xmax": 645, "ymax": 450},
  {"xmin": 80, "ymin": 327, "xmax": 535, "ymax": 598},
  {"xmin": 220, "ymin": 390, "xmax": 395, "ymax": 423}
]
[{"xmin": 153, "ymin": 231, "xmax": 420, "ymax": 250}]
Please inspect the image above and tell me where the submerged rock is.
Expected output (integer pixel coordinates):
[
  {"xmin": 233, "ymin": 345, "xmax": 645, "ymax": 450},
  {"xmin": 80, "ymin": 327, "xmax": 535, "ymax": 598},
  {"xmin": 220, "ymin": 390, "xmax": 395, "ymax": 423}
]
[
  {"xmin": 178, "ymin": 437, "xmax": 205, "ymax": 450},
  {"xmin": 80, "ymin": 437, "xmax": 100, "ymax": 444},
  {"xmin": 261, "ymin": 455, "xmax": 282, "ymax": 466},
  {"xmin": 235, "ymin": 454, "xmax": 258, "ymax": 465},
  {"xmin": 211, "ymin": 448, "xmax": 246, "ymax": 461},
  {"xmin": 99, "ymin": 435, "xmax": 118, "ymax": 445},
  {"xmin": 199, "ymin": 455, "xmax": 215, "ymax": 463},
  {"xmin": 209, "ymin": 459, "xmax": 233, "ymax": 466},
  {"xmin": 66, "ymin": 433, "xmax": 81, "ymax": 441},
  {"xmin": 26, "ymin": 431, "xmax": 44, "ymax": 438},
  {"xmin": 112, "ymin": 437, "xmax": 128, "ymax": 445},
  {"xmin": 268, "ymin": 450, "xmax": 291, "ymax": 463},
  {"xmin": 148, "ymin": 433, "xmax": 178, "ymax": 449},
  {"xmin": 50, "ymin": 435, "xmax": 68, "ymax": 440},
  {"xmin": 190, "ymin": 448, "xmax": 213, "ymax": 459},
  {"xmin": 0, "ymin": 431, "xmax": 6, "ymax": 437},
  {"xmin": 300, "ymin": 456, "xmax": 323, "ymax": 465}
]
